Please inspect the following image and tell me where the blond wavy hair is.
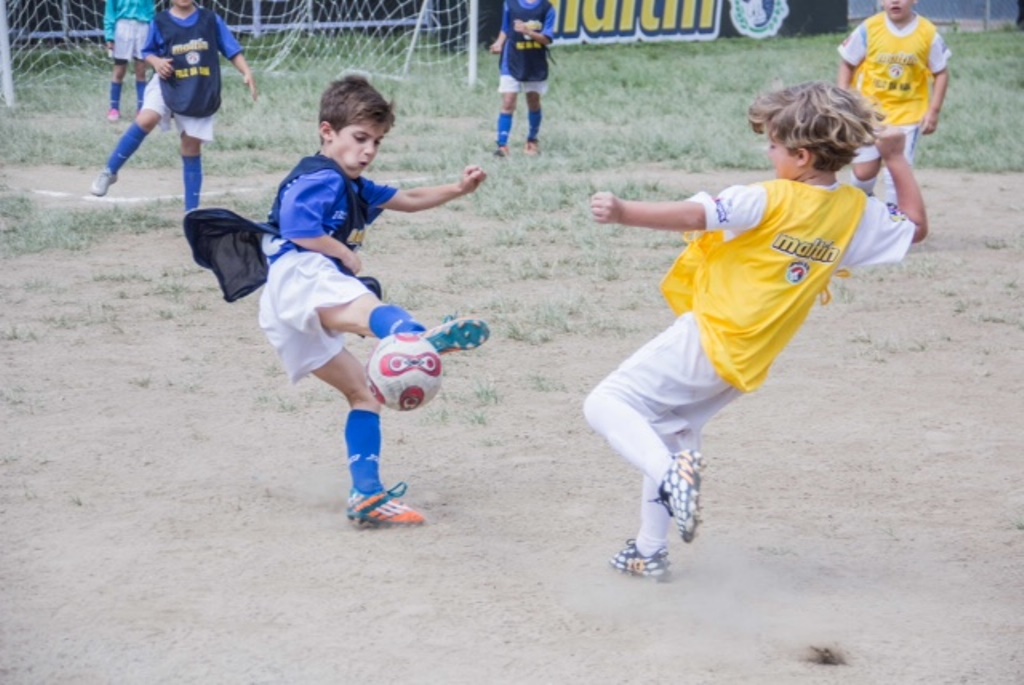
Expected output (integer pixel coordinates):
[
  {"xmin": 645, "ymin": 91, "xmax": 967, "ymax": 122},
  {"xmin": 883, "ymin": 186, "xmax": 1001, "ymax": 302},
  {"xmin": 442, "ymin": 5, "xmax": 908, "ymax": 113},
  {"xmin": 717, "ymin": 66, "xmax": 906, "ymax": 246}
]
[{"xmin": 747, "ymin": 81, "xmax": 883, "ymax": 171}]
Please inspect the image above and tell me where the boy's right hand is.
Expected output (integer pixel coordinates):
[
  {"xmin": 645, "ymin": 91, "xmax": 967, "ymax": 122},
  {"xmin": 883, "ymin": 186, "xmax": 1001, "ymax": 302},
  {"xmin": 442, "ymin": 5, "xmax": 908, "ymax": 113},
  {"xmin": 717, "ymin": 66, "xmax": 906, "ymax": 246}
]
[
  {"xmin": 338, "ymin": 249, "xmax": 362, "ymax": 276},
  {"xmin": 458, "ymin": 165, "xmax": 487, "ymax": 195},
  {"xmin": 875, "ymin": 127, "xmax": 907, "ymax": 161},
  {"xmin": 150, "ymin": 57, "xmax": 174, "ymax": 80}
]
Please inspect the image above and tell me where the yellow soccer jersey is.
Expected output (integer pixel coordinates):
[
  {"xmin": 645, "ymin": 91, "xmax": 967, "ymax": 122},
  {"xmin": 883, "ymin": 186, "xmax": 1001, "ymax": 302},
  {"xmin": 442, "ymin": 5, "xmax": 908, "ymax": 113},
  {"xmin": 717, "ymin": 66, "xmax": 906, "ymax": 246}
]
[
  {"xmin": 661, "ymin": 181, "xmax": 867, "ymax": 392},
  {"xmin": 847, "ymin": 13, "xmax": 941, "ymax": 126}
]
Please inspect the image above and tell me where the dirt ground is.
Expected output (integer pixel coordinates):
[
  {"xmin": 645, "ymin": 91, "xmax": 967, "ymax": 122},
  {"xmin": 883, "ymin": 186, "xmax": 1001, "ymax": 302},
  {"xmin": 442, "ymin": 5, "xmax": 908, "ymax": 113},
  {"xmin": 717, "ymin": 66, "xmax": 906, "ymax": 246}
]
[{"xmin": 1, "ymin": 164, "xmax": 1022, "ymax": 684}]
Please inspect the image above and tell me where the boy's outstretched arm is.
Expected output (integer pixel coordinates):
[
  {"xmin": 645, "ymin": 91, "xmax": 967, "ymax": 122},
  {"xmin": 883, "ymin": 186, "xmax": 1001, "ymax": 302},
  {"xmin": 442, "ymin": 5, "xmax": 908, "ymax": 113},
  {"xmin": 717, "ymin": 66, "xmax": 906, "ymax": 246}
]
[
  {"xmin": 876, "ymin": 129, "xmax": 928, "ymax": 243},
  {"xmin": 230, "ymin": 53, "xmax": 258, "ymax": 101},
  {"xmin": 590, "ymin": 192, "xmax": 706, "ymax": 232},
  {"xmin": 383, "ymin": 165, "xmax": 487, "ymax": 213}
]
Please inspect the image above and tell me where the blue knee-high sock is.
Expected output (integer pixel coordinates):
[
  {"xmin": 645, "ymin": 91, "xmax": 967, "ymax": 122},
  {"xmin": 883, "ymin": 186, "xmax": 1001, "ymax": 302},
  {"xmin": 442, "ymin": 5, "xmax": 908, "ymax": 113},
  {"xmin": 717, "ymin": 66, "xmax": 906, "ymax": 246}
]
[
  {"xmin": 109, "ymin": 82, "xmax": 122, "ymax": 110},
  {"xmin": 135, "ymin": 81, "xmax": 146, "ymax": 112},
  {"xmin": 182, "ymin": 155, "xmax": 202, "ymax": 212},
  {"xmin": 368, "ymin": 304, "xmax": 426, "ymax": 339},
  {"xmin": 497, "ymin": 112, "xmax": 513, "ymax": 147},
  {"xmin": 346, "ymin": 409, "xmax": 383, "ymax": 495},
  {"xmin": 106, "ymin": 122, "xmax": 149, "ymax": 174},
  {"xmin": 527, "ymin": 109, "xmax": 543, "ymax": 142}
]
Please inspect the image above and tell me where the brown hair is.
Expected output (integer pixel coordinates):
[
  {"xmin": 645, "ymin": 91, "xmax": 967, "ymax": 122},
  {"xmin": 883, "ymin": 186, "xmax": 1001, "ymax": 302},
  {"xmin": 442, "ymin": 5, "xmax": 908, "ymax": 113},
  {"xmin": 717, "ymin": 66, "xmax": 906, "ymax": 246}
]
[
  {"xmin": 319, "ymin": 75, "xmax": 396, "ymax": 135},
  {"xmin": 747, "ymin": 81, "xmax": 882, "ymax": 171}
]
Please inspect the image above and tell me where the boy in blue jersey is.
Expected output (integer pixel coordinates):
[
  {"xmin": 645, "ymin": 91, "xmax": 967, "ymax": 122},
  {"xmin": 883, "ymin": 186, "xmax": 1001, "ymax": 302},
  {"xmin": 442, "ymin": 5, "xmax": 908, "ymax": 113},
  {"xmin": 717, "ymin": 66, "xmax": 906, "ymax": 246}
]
[
  {"xmin": 489, "ymin": 0, "xmax": 556, "ymax": 157},
  {"xmin": 103, "ymin": 0, "xmax": 155, "ymax": 122},
  {"xmin": 258, "ymin": 76, "xmax": 489, "ymax": 526},
  {"xmin": 90, "ymin": 0, "xmax": 258, "ymax": 213}
]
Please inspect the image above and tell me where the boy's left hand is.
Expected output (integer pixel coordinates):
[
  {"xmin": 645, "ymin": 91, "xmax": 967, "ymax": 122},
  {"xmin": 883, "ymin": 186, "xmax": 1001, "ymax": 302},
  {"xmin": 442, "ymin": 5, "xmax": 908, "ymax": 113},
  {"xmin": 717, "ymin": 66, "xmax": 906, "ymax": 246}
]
[
  {"xmin": 921, "ymin": 110, "xmax": 940, "ymax": 135},
  {"xmin": 458, "ymin": 165, "xmax": 487, "ymax": 195},
  {"xmin": 874, "ymin": 127, "xmax": 907, "ymax": 160},
  {"xmin": 590, "ymin": 191, "xmax": 622, "ymax": 224},
  {"xmin": 244, "ymin": 73, "xmax": 259, "ymax": 102}
]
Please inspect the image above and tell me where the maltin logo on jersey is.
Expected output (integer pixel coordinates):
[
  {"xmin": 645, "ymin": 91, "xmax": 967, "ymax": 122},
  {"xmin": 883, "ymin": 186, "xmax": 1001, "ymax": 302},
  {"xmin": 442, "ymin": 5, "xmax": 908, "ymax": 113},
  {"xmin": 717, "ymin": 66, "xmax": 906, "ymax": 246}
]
[
  {"xmin": 728, "ymin": 0, "xmax": 788, "ymax": 39},
  {"xmin": 786, "ymin": 260, "xmax": 809, "ymax": 285}
]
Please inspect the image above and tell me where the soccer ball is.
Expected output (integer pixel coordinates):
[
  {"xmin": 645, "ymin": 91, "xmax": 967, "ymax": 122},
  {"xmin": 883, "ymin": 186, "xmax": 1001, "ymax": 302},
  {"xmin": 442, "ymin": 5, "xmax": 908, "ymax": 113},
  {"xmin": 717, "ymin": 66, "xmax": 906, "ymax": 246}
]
[{"xmin": 365, "ymin": 333, "xmax": 443, "ymax": 411}]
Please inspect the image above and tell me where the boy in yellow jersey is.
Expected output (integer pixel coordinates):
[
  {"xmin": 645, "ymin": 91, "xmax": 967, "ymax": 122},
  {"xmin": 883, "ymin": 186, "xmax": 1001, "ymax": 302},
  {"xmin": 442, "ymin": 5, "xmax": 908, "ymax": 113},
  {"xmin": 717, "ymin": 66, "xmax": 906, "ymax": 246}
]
[
  {"xmin": 838, "ymin": 0, "xmax": 951, "ymax": 207},
  {"xmin": 585, "ymin": 82, "xmax": 928, "ymax": 582}
]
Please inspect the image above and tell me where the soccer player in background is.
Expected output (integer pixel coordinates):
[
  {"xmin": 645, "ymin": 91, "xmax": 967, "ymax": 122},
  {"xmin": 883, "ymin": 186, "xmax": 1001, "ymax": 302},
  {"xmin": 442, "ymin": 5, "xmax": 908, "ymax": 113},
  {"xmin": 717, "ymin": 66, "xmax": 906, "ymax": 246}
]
[
  {"xmin": 90, "ymin": 0, "xmax": 258, "ymax": 213},
  {"xmin": 838, "ymin": 0, "xmax": 951, "ymax": 207},
  {"xmin": 489, "ymin": 0, "xmax": 557, "ymax": 157},
  {"xmin": 103, "ymin": 0, "xmax": 155, "ymax": 122}
]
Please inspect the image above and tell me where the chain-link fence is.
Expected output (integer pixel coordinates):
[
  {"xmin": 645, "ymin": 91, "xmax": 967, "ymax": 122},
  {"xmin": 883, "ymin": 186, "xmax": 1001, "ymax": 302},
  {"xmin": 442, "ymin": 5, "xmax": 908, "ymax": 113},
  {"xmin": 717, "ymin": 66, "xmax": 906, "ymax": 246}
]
[{"xmin": 849, "ymin": 0, "xmax": 1020, "ymax": 28}]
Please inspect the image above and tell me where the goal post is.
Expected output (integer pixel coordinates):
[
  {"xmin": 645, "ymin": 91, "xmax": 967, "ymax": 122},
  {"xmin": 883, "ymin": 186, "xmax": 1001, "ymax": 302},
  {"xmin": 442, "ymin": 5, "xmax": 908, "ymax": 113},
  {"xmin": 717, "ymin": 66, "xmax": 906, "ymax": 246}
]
[
  {"xmin": 2, "ymin": 0, "xmax": 480, "ymax": 108},
  {"xmin": 1, "ymin": 0, "xmax": 16, "ymax": 106}
]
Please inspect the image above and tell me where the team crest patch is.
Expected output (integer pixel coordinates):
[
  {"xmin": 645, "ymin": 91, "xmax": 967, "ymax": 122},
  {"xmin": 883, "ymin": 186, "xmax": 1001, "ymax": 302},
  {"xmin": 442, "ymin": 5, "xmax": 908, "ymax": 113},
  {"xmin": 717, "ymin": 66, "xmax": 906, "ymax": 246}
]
[
  {"xmin": 786, "ymin": 261, "xmax": 809, "ymax": 284},
  {"xmin": 889, "ymin": 64, "xmax": 904, "ymax": 79},
  {"xmin": 714, "ymin": 197, "xmax": 729, "ymax": 224},
  {"xmin": 186, "ymin": 51, "xmax": 200, "ymax": 66},
  {"xmin": 728, "ymin": 0, "xmax": 789, "ymax": 39}
]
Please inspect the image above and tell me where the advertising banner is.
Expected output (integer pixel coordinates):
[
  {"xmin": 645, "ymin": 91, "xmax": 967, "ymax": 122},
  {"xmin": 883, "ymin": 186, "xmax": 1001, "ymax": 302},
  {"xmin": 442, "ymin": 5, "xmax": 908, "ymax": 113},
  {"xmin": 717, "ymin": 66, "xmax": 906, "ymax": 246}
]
[{"xmin": 481, "ymin": 0, "xmax": 848, "ymax": 46}]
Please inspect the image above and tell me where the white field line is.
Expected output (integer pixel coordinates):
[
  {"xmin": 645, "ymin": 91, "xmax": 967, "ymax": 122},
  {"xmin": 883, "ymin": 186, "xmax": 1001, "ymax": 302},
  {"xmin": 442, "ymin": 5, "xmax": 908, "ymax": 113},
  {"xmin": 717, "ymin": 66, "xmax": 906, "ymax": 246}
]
[{"xmin": 32, "ymin": 176, "xmax": 433, "ymax": 205}]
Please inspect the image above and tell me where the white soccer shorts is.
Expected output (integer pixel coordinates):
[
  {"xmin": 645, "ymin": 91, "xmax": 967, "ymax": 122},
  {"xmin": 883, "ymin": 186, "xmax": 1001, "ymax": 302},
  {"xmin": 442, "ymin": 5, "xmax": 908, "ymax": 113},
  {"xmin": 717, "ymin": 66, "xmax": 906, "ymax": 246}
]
[
  {"xmin": 259, "ymin": 250, "xmax": 373, "ymax": 383},
  {"xmin": 498, "ymin": 74, "xmax": 549, "ymax": 95},
  {"xmin": 141, "ymin": 76, "xmax": 216, "ymax": 142},
  {"xmin": 112, "ymin": 19, "xmax": 150, "ymax": 61},
  {"xmin": 589, "ymin": 313, "xmax": 742, "ymax": 444}
]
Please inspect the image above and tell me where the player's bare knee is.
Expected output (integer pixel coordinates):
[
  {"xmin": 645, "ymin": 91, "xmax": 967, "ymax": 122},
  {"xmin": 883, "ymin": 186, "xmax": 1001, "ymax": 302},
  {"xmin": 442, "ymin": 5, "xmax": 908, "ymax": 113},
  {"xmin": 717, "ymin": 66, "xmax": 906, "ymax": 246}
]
[
  {"xmin": 180, "ymin": 135, "xmax": 202, "ymax": 157},
  {"xmin": 136, "ymin": 110, "xmax": 161, "ymax": 131}
]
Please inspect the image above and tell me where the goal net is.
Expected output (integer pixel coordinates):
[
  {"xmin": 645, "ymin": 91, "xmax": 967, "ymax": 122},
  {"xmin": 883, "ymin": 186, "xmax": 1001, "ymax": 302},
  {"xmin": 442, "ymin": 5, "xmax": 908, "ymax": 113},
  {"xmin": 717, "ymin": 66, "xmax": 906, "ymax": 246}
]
[{"xmin": 1, "ymin": 0, "xmax": 477, "ymax": 106}]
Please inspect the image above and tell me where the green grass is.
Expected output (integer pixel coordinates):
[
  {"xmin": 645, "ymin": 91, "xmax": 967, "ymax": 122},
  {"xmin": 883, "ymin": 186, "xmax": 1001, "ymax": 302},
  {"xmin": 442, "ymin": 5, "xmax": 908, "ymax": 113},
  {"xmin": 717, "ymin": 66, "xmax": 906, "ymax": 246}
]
[
  {"xmin": 1, "ymin": 31, "xmax": 1021, "ymax": 257},
  {"xmin": 0, "ymin": 196, "xmax": 178, "ymax": 257}
]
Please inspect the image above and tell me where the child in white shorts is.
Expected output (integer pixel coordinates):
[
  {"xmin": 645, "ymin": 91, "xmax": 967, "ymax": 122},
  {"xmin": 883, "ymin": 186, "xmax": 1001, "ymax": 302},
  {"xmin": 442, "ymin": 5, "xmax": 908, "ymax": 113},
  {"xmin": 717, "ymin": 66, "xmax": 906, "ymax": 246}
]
[
  {"xmin": 258, "ymin": 76, "xmax": 490, "ymax": 527},
  {"xmin": 90, "ymin": 0, "xmax": 257, "ymax": 213},
  {"xmin": 104, "ymin": 0, "xmax": 154, "ymax": 122},
  {"xmin": 489, "ymin": 0, "xmax": 557, "ymax": 157},
  {"xmin": 585, "ymin": 82, "xmax": 928, "ymax": 581}
]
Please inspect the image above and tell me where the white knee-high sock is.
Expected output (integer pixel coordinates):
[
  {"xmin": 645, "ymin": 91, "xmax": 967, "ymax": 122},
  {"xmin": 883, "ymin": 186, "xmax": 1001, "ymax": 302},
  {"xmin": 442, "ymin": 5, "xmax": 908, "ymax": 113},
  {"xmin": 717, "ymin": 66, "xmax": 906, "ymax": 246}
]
[
  {"xmin": 635, "ymin": 429, "xmax": 702, "ymax": 556},
  {"xmin": 636, "ymin": 475, "xmax": 672, "ymax": 556},
  {"xmin": 583, "ymin": 388, "xmax": 673, "ymax": 483}
]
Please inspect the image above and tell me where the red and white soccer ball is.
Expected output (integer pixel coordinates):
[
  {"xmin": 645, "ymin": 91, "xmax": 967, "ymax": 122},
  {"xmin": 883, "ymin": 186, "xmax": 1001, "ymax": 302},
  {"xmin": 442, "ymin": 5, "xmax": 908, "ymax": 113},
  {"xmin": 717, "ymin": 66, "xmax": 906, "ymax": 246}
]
[{"xmin": 366, "ymin": 333, "xmax": 443, "ymax": 411}]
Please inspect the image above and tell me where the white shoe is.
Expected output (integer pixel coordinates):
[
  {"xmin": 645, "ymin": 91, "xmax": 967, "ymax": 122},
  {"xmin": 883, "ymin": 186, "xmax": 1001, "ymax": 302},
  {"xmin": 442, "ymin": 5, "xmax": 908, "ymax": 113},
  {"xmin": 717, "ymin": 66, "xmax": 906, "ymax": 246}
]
[{"xmin": 90, "ymin": 169, "xmax": 117, "ymax": 197}]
